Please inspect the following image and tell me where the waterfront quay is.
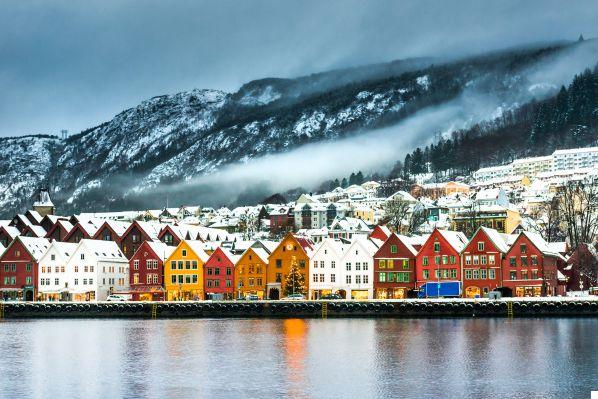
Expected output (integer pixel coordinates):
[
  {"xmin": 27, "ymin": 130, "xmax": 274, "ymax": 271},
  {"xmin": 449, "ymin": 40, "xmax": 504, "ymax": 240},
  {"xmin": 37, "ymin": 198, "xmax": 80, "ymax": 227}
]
[{"xmin": 1, "ymin": 297, "xmax": 597, "ymax": 319}]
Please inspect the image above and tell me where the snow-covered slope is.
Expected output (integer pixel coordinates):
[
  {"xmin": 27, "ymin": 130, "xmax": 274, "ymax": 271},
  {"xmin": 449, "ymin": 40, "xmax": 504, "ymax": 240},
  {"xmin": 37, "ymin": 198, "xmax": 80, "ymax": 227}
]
[{"xmin": 0, "ymin": 41, "xmax": 586, "ymax": 217}]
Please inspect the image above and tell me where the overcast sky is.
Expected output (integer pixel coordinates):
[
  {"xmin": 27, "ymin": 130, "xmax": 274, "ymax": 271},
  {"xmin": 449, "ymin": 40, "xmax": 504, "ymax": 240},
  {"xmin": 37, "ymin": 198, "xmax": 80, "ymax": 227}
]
[{"xmin": 1, "ymin": 0, "xmax": 597, "ymax": 137}]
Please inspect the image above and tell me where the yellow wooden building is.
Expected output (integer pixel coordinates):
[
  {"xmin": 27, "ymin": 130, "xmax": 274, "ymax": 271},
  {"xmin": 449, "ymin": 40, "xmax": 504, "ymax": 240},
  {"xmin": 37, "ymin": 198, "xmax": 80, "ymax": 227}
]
[
  {"xmin": 266, "ymin": 233, "xmax": 314, "ymax": 299},
  {"xmin": 234, "ymin": 247, "xmax": 269, "ymax": 299},
  {"xmin": 164, "ymin": 240, "xmax": 209, "ymax": 300}
]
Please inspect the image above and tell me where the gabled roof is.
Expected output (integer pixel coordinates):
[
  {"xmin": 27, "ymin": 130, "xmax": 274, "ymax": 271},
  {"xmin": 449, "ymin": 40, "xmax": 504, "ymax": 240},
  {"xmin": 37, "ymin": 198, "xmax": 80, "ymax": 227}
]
[
  {"xmin": 436, "ymin": 229, "xmax": 468, "ymax": 253},
  {"xmin": 23, "ymin": 225, "xmax": 47, "ymax": 238},
  {"xmin": 77, "ymin": 239, "xmax": 126, "ymax": 261},
  {"xmin": 385, "ymin": 234, "xmax": 419, "ymax": 257},
  {"xmin": 45, "ymin": 220, "xmax": 74, "ymax": 238},
  {"xmin": 12, "ymin": 236, "xmax": 51, "ymax": 261},
  {"xmin": 102, "ymin": 220, "xmax": 131, "ymax": 237},
  {"xmin": 25, "ymin": 210, "xmax": 43, "ymax": 224},
  {"xmin": 516, "ymin": 231, "xmax": 563, "ymax": 258},
  {"xmin": 207, "ymin": 247, "xmax": 240, "ymax": 265},
  {"xmin": 65, "ymin": 219, "xmax": 102, "ymax": 240},
  {"xmin": 139, "ymin": 240, "xmax": 176, "ymax": 261},
  {"xmin": 311, "ymin": 237, "xmax": 348, "ymax": 259},
  {"xmin": 342, "ymin": 237, "xmax": 380, "ymax": 259},
  {"xmin": 182, "ymin": 240, "xmax": 210, "ymax": 263},
  {"xmin": 476, "ymin": 226, "xmax": 510, "ymax": 253},
  {"xmin": 40, "ymin": 241, "xmax": 78, "ymax": 263},
  {"xmin": 250, "ymin": 248, "xmax": 270, "ymax": 264},
  {"xmin": 0, "ymin": 225, "xmax": 21, "ymax": 240}
]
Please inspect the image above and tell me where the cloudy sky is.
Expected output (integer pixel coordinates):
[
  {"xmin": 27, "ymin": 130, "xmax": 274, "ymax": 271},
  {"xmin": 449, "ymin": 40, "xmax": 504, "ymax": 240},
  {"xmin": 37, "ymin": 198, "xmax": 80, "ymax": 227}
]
[{"xmin": 1, "ymin": 0, "xmax": 597, "ymax": 137}]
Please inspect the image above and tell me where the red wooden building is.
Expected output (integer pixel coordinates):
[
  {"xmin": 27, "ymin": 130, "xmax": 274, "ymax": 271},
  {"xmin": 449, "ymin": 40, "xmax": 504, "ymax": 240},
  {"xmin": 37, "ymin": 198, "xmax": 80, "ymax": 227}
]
[
  {"xmin": 128, "ymin": 240, "xmax": 174, "ymax": 301},
  {"xmin": 0, "ymin": 236, "xmax": 50, "ymax": 301},
  {"xmin": 461, "ymin": 227, "xmax": 511, "ymax": 298},
  {"xmin": 562, "ymin": 243, "xmax": 598, "ymax": 292},
  {"xmin": 45, "ymin": 220, "xmax": 74, "ymax": 242},
  {"xmin": 204, "ymin": 247, "xmax": 237, "ymax": 300},
  {"xmin": 120, "ymin": 221, "xmax": 163, "ymax": 259},
  {"xmin": 64, "ymin": 220, "xmax": 101, "ymax": 243},
  {"xmin": 93, "ymin": 220, "xmax": 130, "ymax": 242},
  {"xmin": 373, "ymin": 234, "xmax": 418, "ymax": 299},
  {"xmin": 415, "ymin": 228, "xmax": 468, "ymax": 290},
  {"xmin": 369, "ymin": 225, "xmax": 391, "ymax": 242},
  {"xmin": 269, "ymin": 207, "xmax": 295, "ymax": 236},
  {"xmin": 501, "ymin": 231, "xmax": 565, "ymax": 297},
  {"xmin": 0, "ymin": 225, "xmax": 20, "ymax": 248}
]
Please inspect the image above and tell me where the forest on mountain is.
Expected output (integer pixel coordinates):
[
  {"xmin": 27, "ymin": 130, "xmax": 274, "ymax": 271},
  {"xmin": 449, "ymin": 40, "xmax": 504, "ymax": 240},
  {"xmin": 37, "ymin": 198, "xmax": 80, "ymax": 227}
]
[{"xmin": 399, "ymin": 64, "xmax": 598, "ymax": 178}]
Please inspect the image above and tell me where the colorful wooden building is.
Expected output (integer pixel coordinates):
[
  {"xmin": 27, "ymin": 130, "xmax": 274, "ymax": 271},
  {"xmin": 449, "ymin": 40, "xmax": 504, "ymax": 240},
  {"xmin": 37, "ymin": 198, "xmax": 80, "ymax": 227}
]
[
  {"xmin": 415, "ymin": 228, "xmax": 468, "ymax": 290},
  {"xmin": 461, "ymin": 226, "xmax": 511, "ymax": 298},
  {"xmin": 235, "ymin": 247, "xmax": 270, "ymax": 299},
  {"xmin": 266, "ymin": 233, "xmax": 313, "ymax": 299},
  {"xmin": 0, "ymin": 236, "xmax": 50, "ymax": 301},
  {"xmin": 373, "ymin": 234, "xmax": 418, "ymax": 299},
  {"xmin": 501, "ymin": 231, "xmax": 565, "ymax": 297},
  {"xmin": 120, "ymin": 221, "xmax": 163, "ymax": 259},
  {"xmin": 128, "ymin": 240, "xmax": 175, "ymax": 301},
  {"xmin": 203, "ymin": 247, "xmax": 237, "ymax": 300},
  {"xmin": 164, "ymin": 240, "xmax": 209, "ymax": 300}
]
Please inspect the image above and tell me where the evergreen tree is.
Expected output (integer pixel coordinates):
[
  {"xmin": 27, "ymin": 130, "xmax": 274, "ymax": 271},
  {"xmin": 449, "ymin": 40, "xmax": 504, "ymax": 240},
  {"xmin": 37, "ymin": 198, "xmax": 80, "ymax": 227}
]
[
  {"xmin": 283, "ymin": 258, "xmax": 306, "ymax": 296},
  {"xmin": 341, "ymin": 177, "xmax": 348, "ymax": 188},
  {"xmin": 349, "ymin": 172, "xmax": 357, "ymax": 185},
  {"xmin": 356, "ymin": 171, "xmax": 364, "ymax": 184},
  {"xmin": 333, "ymin": 178, "xmax": 340, "ymax": 188}
]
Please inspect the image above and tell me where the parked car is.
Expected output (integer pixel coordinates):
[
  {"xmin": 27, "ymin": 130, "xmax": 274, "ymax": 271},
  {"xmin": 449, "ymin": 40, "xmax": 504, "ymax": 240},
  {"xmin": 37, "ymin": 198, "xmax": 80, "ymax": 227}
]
[
  {"xmin": 106, "ymin": 294, "xmax": 128, "ymax": 302},
  {"xmin": 245, "ymin": 294, "xmax": 260, "ymax": 301},
  {"xmin": 282, "ymin": 294, "xmax": 305, "ymax": 301},
  {"xmin": 320, "ymin": 293, "xmax": 342, "ymax": 300}
]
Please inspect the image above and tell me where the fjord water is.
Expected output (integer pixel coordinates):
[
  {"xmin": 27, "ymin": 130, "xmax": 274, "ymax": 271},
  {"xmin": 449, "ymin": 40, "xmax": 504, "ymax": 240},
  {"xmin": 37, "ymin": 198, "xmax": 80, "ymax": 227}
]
[{"xmin": 0, "ymin": 318, "xmax": 596, "ymax": 398}]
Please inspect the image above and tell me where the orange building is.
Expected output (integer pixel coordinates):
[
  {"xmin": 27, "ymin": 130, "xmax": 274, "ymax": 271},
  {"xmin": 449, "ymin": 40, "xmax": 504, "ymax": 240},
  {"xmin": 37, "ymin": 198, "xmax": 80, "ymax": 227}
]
[
  {"xmin": 266, "ymin": 233, "xmax": 314, "ymax": 299},
  {"xmin": 234, "ymin": 247, "xmax": 269, "ymax": 299},
  {"xmin": 164, "ymin": 240, "xmax": 209, "ymax": 300}
]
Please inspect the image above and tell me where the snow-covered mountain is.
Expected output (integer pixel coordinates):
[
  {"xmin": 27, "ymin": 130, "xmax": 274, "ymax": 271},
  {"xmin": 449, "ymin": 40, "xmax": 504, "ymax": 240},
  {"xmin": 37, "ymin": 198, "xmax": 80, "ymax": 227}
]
[{"xmin": 0, "ymin": 41, "xmax": 591, "ymax": 217}]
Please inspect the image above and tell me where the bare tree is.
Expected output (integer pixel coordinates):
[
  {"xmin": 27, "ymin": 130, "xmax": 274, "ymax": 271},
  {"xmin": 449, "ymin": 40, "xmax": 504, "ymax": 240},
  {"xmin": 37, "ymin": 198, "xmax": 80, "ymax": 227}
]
[
  {"xmin": 382, "ymin": 197, "xmax": 413, "ymax": 234},
  {"xmin": 527, "ymin": 196, "xmax": 564, "ymax": 242},
  {"xmin": 557, "ymin": 178, "xmax": 598, "ymax": 248}
]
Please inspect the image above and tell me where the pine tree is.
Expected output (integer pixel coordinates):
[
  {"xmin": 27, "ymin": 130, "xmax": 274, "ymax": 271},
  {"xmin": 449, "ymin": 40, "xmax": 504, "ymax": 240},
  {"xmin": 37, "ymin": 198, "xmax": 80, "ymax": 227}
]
[
  {"xmin": 341, "ymin": 177, "xmax": 348, "ymax": 188},
  {"xmin": 356, "ymin": 171, "xmax": 364, "ymax": 184},
  {"xmin": 283, "ymin": 257, "xmax": 306, "ymax": 296}
]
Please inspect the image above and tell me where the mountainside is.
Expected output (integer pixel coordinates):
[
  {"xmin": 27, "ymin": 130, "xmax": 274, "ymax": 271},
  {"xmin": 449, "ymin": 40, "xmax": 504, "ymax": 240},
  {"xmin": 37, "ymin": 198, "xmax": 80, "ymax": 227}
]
[{"xmin": 1, "ymin": 40, "xmax": 596, "ymax": 217}]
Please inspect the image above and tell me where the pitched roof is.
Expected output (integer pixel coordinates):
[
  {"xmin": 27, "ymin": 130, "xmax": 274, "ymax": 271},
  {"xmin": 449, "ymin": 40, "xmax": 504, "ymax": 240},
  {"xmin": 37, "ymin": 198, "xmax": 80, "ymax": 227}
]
[
  {"xmin": 437, "ymin": 229, "xmax": 468, "ymax": 252},
  {"xmin": 42, "ymin": 242, "xmax": 78, "ymax": 263},
  {"xmin": 103, "ymin": 220, "xmax": 131, "ymax": 237},
  {"xmin": 78, "ymin": 239, "xmax": 126, "ymax": 261},
  {"xmin": 250, "ymin": 248, "xmax": 270, "ymax": 264},
  {"xmin": 1, "ymin": 225, "xmax": 20, "ymax": 240},
  {"xmin": 17, "ymin": 236, "xmax": 51, "ymax": 261},
  {"xmin": 144, "ymin": 240, "xmax": 176, "ymax": 261},
  {"xmin": 479, "ymin": 226, "xmax": 510, "ymax": 253},
  {"xmin": 184, "ymin": 240, "xmax": 210, "ymax": 263}
]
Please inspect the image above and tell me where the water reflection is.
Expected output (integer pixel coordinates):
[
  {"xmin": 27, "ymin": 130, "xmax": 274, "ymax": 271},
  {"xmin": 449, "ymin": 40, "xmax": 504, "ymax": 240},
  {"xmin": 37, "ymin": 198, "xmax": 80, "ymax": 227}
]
[{"xmin": 0, "ymin": 318, "xmax": 596, "ymax": 398}]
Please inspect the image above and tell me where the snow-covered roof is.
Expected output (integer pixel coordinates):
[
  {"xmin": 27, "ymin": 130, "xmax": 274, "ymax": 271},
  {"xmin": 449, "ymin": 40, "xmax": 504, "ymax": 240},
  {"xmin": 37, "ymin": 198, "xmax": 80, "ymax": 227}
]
[
  {"xmin": 184, "ymin": 240, "xmax": 210, "ymax": 263},
  {"xmin": 18, "ymin": 236, "xmax": 51, "ymax": 261},
  {"xmin": 479, "ymin": 226, "xmax": 510, "ymax": 253},
  {"xmin": 437, "ymin": 229, "xmax": 468, "ymax": 252},
  {"xmin": 33, "ymin": 189, "xmax": 54, "ymax": 207},
  {"xmin": 145, "ymin": 240, "xmax": 176, "ymax": 260},
  {"xmin": 104, "ymin": 220, "xmax": 131, "ymax": 237},
  {"xmin": 79, "ymin": 239, "xmax": 126, "ymax": 261},
  {"xmin": 394, "ymin": 234, "xmax": 418, "ymax": 257},
  {"xmin": 1, "ymin": 225, "xmax": 21, "ymax": 240},
  {"xmin": 249, "ymin": 247, "xmax": 270, "ymax": 264},
  {"xmin": 41, "ymin": 242, "xmax": 78, "ymax": 263}
]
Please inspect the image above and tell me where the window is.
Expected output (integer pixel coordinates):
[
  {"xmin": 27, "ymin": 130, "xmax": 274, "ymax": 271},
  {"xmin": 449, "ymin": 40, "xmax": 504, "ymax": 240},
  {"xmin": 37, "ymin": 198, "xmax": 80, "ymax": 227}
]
[
  {"xmin": 26, "ymin": 264, "xmax": 32, "ymax": 272},
  {"xmin": 434, "ymin": 242, "xmax": 440, "ymax": 252},
  {"xmin": 401, "ymin": 260, "xmax": 408, "ymax": 269},
  {"xmin": 153, "ymin": 275, "xmax": 158, "ymax": 284},
  {"xmin": 355, "ymin": 262, "xmax": 361, "ymax": 271},
  {"xmin": 423, "ymin": 270, "xmax": 429, "ymax": 279},
  {"xmin": 379, "ymin": 260, "xmax": 386, "ymax": 269},
  {"xmin": 346, "ymin": 275, "xmax": 351, "ymax": 284},
  {"xmin": 320, "ymin": 261, "xmax": 324, "ymax": 268},
  {"xmin": 313, "ymin": 274, "xmax": 318, "ymax": 283},
  {"xmin": 379, "ymin": 272, "xmax": 386, "ymax": 282},
  {"xmin": 214, "ymin": 268, "xmax": 220, "ymax": 275},
  {"xmin": 346, "ymin": 262, "xmax": 351, "ymax": 271},
  {"xmin": 256, "ymin": 277, "xmax": 262, "ymax": 286},
  {"xmin": 434, "ymin": 256, "xmax": 440, "ymax": 265},
  {"xmin": 319, "ymin": 274, "xmax": 324, "ymax": 283},
  {"xmin": 330, "ymin": 274, "xmax": 335, "ymax": 283},
  {"xmin": 489, "ymin": 255, "xmax": 495, "ymax": 265},
  {"xmin": 146, "ymin": 274, "xmax": 152, "ymax": 284},
  {"xmin": 276, "ymin": 259, "xmax": 282, "ymax": 268},
  {"xmin": 185, "ymin": 275, "xmax": 191, "ymax": 284},
  {"xmin": 313, "ymin": 261, "xmax": 318, "ymax": 269},
  {"xmin": 521, "ymin": 270, "xmax": 528, "ymax": 280},
  {"xmin": 207, "ymin": 268, "xmax": 213, "ymax": 275},
  {"xmin": 75, "ymin": 278, "xmax": 79, "ymax": 285},
  {"xmin": 390, "ymin": 245, "xmax": 398, "ymax": 254},
  {"xmin": 481, "ymin": 255, "xmax": 487, "ymax": 265},
  {"xmin": 355, "ymin": 275, "xmax": 361, "ymax": 284},
  {"xmin": 450, "ymin": 256, "xmax": 456, "ymax": 265},
  {"xmin": 509, "ymin": 271, "xmax": 516, "ymax": 280},
  {"xmin": 248, "ymin": 278, "xmax": 254, "ymax": 287},
  {"xmin": 442, "ymin": 255, "xmax": 448, "ymax": 265},
  {"xmin": 134, "ymin": 274, "xmax": 139, "ymax": 284},
  {"xmin": 182, "ymin": 249, "xmax": 187, "ymax": 257},
  {"xmin": 299, "ymin": 260, "xmax": 306, "ymax": 268},
  {"xmin": 397, "ymin": 272, "xmax": 409, "ymax": 283},
  {"xmin": 531, "ymin": 256, "xmax": 538, "ymax": 266},
  {"xmin": 521, "ymin": 256, "xmax": 528, "ymax": 266},
  {"xmin": 363, "ymin": 275, "xmax": 369, "ymax": 284},
  {"xmin": 473, "ymin": 255, "xmax": 479, "ymax": 265},
  {"xmin": 478, "ymin": 242, "xmax": 485, "ymax": 251},
  {"xmin": 276, "ymin": 273, "xmax": 282, "ymax": 283},
  {"xmin": 226, "ymin": 280, "xmax": 232, "ymax": 287},
  {"xmin": 192, "ymin": 261, "xmax": 197, "ymax": 269},
  {"xmin": 480, "ymin": 269, "xmax": 487, "ymax": 279},
  {"xmin": 434, "ymin": 270, "xmax": 440, "ymax": 278},
  {"xmin": 520, "ymin": 244, "xmax": 527, "ymax": 254},
  {"xmin": 51, "ymin": 254, "xmax": 55, "ymax": 261},
  {"xmin": 472, "ymin": 269, "xmax": 479, "ymax": 279},
  {"xmin": 489, "ymin": 269, "xmax": 495, "ymax": 279},
  {"xmin": 178, "ymin": 275, "xmax": 184, "ymax": 284},
  {"xmin": 465, "ymin": 270, "xmax": 472, "ymax": 279},
  {"xmin": 509, "ymin": 257, "xmax": 516, "ymax": 267},
  {"xmin": 531, "ymin": 270, "xmax": 538, "ymax": 279},
  {"xmin": 80, "ymin": 254, "xmax": 85, "ymax": 260},
  {"xmin": 331, "ymin": 261, "xmax": 335, "ymax": 269},
  {"xmin": 185, "ymin": 261, "xmax": 191, "ymax": 270},
  {"xmin": 89, "ymin": 266, "xmax": 94, "ymax": 272},
  {"xmin": 226, "ymin": 268, "xmax": 232, "ymax": 275},
  {"xmin": 171, "ymin": 261, "xmax": 176, "ymax": 270},
  {"xmin": 207, "ymin": 280, "xmax": 213, "ymax": 287},
  {"xmin": 178, "ymin": 261, "xmax": 183, "ymax": 270},
  {"xmin": 423, "ymin": 257, "xmax": 429, "ymax": 266}
]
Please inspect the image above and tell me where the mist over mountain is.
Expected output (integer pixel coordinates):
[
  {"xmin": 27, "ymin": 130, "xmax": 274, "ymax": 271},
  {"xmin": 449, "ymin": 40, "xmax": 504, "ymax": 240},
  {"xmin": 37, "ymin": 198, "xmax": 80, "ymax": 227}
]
[{"xmin": 1, "ymin": 39, "xmax": 598, "ymax": 218}]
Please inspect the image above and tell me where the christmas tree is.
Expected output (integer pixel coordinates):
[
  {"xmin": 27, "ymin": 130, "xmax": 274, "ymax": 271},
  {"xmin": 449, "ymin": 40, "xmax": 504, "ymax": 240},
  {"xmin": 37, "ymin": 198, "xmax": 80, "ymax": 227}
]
[{"xmin": 283, "ymin": 257, "xmax": 306, "ymax": 297}]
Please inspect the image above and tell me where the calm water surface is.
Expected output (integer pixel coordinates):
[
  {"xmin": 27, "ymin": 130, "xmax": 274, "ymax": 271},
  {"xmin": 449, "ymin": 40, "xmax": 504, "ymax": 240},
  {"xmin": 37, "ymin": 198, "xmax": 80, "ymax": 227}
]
[{"xmin": 0, "ymin": 318, "xmax": 596, "ymax": 398}]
